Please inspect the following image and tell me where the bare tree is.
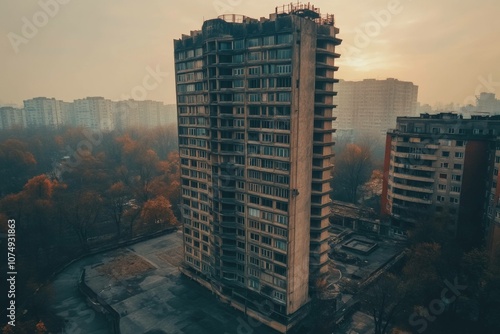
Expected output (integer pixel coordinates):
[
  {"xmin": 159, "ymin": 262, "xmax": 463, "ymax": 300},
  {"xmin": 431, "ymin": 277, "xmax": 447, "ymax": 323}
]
[
  {"xmin": 332, "ymin": 143, "xmax": 374, "ymax": 203},
  {"xmin": 364, "ymin": 274, "xmax": 407, "ymax": 334}
]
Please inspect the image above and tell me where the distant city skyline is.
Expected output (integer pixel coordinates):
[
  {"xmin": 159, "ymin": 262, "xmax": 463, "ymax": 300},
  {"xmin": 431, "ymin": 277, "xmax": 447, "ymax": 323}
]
[{"xmin": 1, "ymin": 0, "xmax": 499, "ymax": 107}]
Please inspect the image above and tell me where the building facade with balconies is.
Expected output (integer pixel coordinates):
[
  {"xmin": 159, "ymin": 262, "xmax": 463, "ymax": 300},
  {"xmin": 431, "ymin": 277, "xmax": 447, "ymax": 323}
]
[
  {"xmin": 382, "ymin": 112, "xmax": 500, "ymax": 249},
  {"xmin": 174, "ymin": 4, "xmax": 340, "ymax": 332}
]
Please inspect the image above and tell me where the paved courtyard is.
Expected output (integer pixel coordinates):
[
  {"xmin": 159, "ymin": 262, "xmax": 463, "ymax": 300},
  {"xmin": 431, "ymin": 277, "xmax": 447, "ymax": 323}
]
[{"xmin": 50, "ymin": 231, "xmax": 278, "ymax": 334}]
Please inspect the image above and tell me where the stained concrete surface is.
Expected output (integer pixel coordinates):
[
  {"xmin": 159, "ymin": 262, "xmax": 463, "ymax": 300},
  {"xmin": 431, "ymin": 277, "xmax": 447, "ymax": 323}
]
[{"xmin": 49, "ymin": 231, "xmax": 278, "ymax": 334}]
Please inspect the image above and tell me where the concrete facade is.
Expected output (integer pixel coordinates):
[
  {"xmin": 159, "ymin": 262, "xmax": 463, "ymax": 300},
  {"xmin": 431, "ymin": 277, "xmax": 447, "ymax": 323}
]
[
  {"xmin": 0, "ymin": 106, "xmax": 25, "ymax": 129},
  {"xmin": 174, "ymin": 4, "xmax": 340, "ymax": 332},
  {"xmin": 333, "ymin": 78, "xmax": 418, "ymax": 142},
  {"xmin": 24, "ymin": 97, "xmax": 66, "ymax": 128},
  {"xmin": 381, "ymin": 112, "xmax": 500, "ymax": 250}
]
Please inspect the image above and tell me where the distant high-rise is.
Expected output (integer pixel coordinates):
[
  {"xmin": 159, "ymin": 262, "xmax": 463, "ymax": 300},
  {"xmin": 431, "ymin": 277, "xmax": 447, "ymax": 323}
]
[
  {"xmin": 23, "ymin": 97, "xmax": 67, "ymax": 128},
  {"xmin": 115, "ymin": 100, "xmax": 177, "ymax": 130},
  {"xmin": 476, "ymin": 92, "xmax": 500, "ymax": 115},
  {"xmin": 174, "ymin": 3, "xmax": 340, "ymax": 332},
  {"xmin": 74, "ymin": 97, "xmax": 116, "ymax": 131},
  {"xmin": 0, "ymin": 106, "xmax": 25, "ymax": 130},
  {"xmin": 0, "ymin": 97, "xmax": 176, "ymax": 132},
  {"xmin": 334, "ymin": 78, "xmax": 418, "ymax": 141}
]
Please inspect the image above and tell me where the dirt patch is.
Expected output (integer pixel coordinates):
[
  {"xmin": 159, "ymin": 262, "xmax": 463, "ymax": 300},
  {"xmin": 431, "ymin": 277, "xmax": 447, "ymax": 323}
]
[{"xmin": 96, "ymin": 253, "xmax": 154, "ymax": 280}]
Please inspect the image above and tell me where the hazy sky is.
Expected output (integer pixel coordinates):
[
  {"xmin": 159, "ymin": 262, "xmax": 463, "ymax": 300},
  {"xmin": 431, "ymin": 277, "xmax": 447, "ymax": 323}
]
[{"xmin": 1, "ymin": 0, "xmax": 499, "ymax": 107}]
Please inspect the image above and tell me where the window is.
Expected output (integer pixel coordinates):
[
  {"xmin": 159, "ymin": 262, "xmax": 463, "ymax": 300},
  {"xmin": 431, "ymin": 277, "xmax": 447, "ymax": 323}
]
[
  {"xmin": 233, "ymin": 68, "xmax": 244, "ymax": 76},
  {"xmin": 262, "ymin": 236, "xmax": 271, "ymax": 245},
  {"xmin": 437, "ymin": 195, "xmax": 445, "ymax": 202},
  {"xmin": 250, "ymin": 244, "xmax": 259, "ymax": 254},
  {"xmin": 262, "ymin": 133, "xmax": 273, "ymax": 142},
  {"xmin": 452, "ymin": 174, "xmax": 461, "ymax": 181},
  {"xmin": 274, "ymin": 265, "xmax": 286, "ymax": 276},
  {"xmin": 454, "ymin": 164, "xmax": 462, "ymax": 170},
  {"xmin": 276, "ymin": 64, "xmax": 291, "ymax": 74},
  {"xmin": 249, "ymin": 208, "xmax": 260, "ymax": 217},
  {"xmin": 233, "ymin": 80, "xmax": 244, "ymax": 88},
  {"xmin": 274, "ymin": 239, "xmax": 287, "ymax": 251},
  {"xmin": 249, "ymin": 279, "xmax": 260, "ymax": 289},
  {"xmin": 451, "ymin": 186, "xmax": 461, "ymax": 193},
  {"xmin": 248, "ymin": 79, "xmax": 261, "ymax": 89},
  {"xmin": 441, "ymin": 162, "xmax": 449, "ymax": 168},
  {"xmin": 248, "ymin": 67, "xmax": 261, "ymax": 75},
  {"xmin": 277, "ymin": 49, "xmax": 292, "ymax": 59},
  {"xmin": 261, "ymin": 248, "xmax": 272, "ymax": 259},
  {"xmin": 450, "ymin": 197, "xmax": 459, "ymax": 204},
  {"xmin": 455, "ymin": 152, "xmax": 464, "ymax": 158},
  {"xmin": 273, "ymin": 291, "xmax": 285, "ymax": 302},
  {"xmin": 247, "ymin": 38, "xmax": 260, "ymax": 47},
  {"xmin": 439, "ymin": 173, "xmax": 447, "ymax": 179},
  {"xmin": 456, "ymin": 140, "xmax": 464, "ymax": 147},
  {"xmin": 276, "ymin": 77, "xmax": 292, "ymax": 88},
  {"xmin": 274, "ymin": 252, "xmax": 287, "ymax": 264},
  {"xmin": 276, "ymin": 148, "xmax": 289, "ymax": 157},
  {"xmin": 442, "ymin": 151, "xmax": 450, "ymax": 157},
  {"xmin": 233, "ymin": 54, "xmax": 245, "ymax": 64},
  {"xmin": 277, "ymin": 34, "xmax": 292, "ymax": 44},
  {"xmin": 263, "ymin": 35, "xmax": 275, "ymax": 45},
  {"xmin": 248, "ymin": 52, "xmax": 261, "ymax": 61},
  {"xmin": 438, "ymin": 184, "xmax": 447, "ymax": 191},
  {"xmin": 276, "ymin": 92, "xmax": 290, "ymax": 102},
  {"xmin": 234, "ymin": 39, "xmax": 244, "ymax": 49}
]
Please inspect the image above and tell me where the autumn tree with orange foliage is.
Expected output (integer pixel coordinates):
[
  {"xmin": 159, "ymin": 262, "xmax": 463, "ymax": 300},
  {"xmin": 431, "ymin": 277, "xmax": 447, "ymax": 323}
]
[{"xmin": 140, "ymin": 195, "xmax": 177, "ymax": 232}]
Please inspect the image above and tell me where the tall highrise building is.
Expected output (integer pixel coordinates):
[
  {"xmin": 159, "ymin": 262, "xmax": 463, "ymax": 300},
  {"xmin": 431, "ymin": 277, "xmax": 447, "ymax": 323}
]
[
  {"xmin": 174, "ymin": 4, "xmax": 340, "ymax": 332},
  {"xmin": 334, "ymin": 78, "xmax": 418, "ymax": 142}
]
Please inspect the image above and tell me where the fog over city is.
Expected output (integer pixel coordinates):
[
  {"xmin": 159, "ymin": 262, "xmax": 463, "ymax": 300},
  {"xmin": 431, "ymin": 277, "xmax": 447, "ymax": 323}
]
[
  {"xmin": 2, "ymin": 1, "xmax": 500, "ymax": 334},
  {"xmin": 1, "ymin": 0, "xmax": 499, "ymax": 107}
]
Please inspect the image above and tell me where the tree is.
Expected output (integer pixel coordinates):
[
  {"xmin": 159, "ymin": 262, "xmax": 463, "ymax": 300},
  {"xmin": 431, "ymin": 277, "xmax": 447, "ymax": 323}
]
[
  {"xmin": 331, "ymin": 143, "xmax": 374, "ymax": 203},
  {"xmin": 59, "ymin": 190, "xmax": 103, "ymax": 252},
  {"xmin": 0, "ymin": 139, "xmax": 37, "ymax": 195},
  {"xmin": 106, "ymin": 181, "xmax": 129, "ymax": 239},
  {"xmin": 139, "ymin": 196, "xmax": 177, "ymax": 233},
  {"xmin": 35, "ymin": 321, "xmax": 48, "ymax": 334},
  {"xmin": 364, "ymin": 274, "xmax": 407, "ymax": 334}
]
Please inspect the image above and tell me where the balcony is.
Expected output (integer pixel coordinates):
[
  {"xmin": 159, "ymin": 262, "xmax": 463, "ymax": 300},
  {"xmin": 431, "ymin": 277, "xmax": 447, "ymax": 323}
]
[
  {"xmin": 391, "ymin": 162, "xmax": 435, "ymax": 172},
  {"xmin": 392, "ymin": 172, "xmax": 435, "ymax": 183},
  {"xmin": 389, "ymin": 180, "xmax": 433, "ymax": 194},
  {"xmin": 393, "ymin": 152, "xmax": 438, "ymax": 161},
  {"xmin": 391, "ymin": 192, "xmax": 432, "ymax": 205}
]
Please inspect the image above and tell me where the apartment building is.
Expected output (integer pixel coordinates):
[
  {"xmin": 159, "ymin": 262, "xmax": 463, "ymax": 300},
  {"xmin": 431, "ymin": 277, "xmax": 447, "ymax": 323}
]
[
  {"xmin": 115, "ymin": 100, "xmax": 178, "ymax": 130},
  {"xmin": 23, "ymin": 97, "xmax": 67, "ymax": 128},
  {"xmin": 0, "ymin": 107, "xmax": 25, "ymax": 130},
  {"xmin": 381, "ymin": 112, "xmax": 500, "ymax": 249},
  {"xmin": 174, "ymin": 3, "xmax": 340, "ymax": 332},
  {"xmin": 73, "ymin": 97, "xmax": 116, "ymax": 131},
  {"xmin": 334, "ymin": 78, "xmax": 418, "ymax": 142}
]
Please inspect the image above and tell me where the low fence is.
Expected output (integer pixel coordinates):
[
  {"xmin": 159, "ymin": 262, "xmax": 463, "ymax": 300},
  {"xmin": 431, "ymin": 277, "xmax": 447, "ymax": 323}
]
[{"xmin": 78, "ymin": 269, "xmax": 121, "ymax": 334}]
